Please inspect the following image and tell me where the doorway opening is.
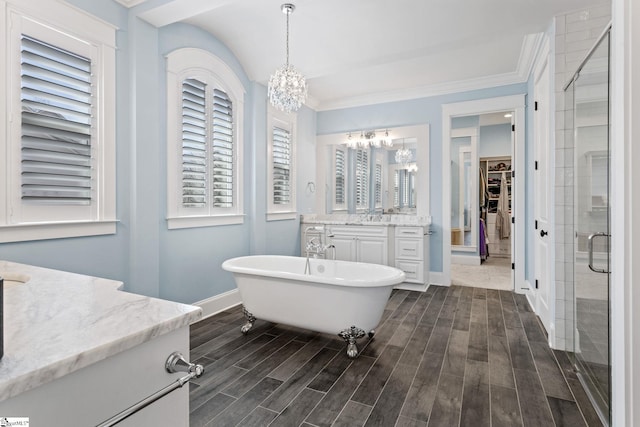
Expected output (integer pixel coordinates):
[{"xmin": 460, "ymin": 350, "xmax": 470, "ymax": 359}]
[
  {"xmin": 441, "ymin": 95, "xmax": 526, "ymax": 294},
  {"xmin": 449, "ymin": 112, "xmax": 514, "ymax": 291}
]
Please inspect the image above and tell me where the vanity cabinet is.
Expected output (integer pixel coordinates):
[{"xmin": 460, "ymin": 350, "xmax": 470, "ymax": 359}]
[
  {"xmin": 328, "ymin": 225, "xmax": 389, "ymax": 265},
  {"xmin": 394, "ymin": 226, "xmax": 429, "ymax": 284},
  {"xmin": 0, "ymin": 327, "xmax": 190, "ymax": 426},
  {"xmin": 299, "ymin": 221, "xmax": 430, "ymax": 289}
]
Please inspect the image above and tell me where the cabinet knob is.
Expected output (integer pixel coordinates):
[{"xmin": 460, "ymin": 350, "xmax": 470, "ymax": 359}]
[{"xmin": 540, "ymin": 229, "xmax": 548, "ymax": 237}]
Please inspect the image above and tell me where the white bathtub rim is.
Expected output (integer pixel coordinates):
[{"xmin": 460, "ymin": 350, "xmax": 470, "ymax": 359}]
[{"xmin": 222, "ymin": 255, "xmax": 405, "ymax": 288}]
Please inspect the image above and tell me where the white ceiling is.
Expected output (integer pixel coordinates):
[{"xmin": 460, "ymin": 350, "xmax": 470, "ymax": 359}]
[{"xmin": 131, "ymin": 0, "xmax": 608, "ymax": 111}]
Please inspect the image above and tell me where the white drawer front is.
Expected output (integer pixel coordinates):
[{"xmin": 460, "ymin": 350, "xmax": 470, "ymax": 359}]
[
  {"xmin": 395, "ymin": 260, "xmax": 424, "ymax": 283},
  {"xmin": 395, "ymin": 238, "xmax": 423, "ymax": 260},
  {"xmin": 395, "ymin": 226, "xmax": 424, "ymax": 237},
  {"xmin": 330, "ymin": 225, "xmax": 388, "ymax": 237}
]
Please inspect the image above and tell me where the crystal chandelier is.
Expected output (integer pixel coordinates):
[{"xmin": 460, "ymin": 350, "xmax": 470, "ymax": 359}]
[
  {"xmin": 395, "ymin": 139, "xmax": 413, "ymax": 167},
  {"xmin": 268, "ymin": 4, "xmax": 307, "ymax": 113}
]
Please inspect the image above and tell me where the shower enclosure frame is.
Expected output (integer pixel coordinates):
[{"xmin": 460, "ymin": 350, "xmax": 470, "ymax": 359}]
[{"xmin": 563, "ymin": 23, "xmax": 612, "ymax": 427}]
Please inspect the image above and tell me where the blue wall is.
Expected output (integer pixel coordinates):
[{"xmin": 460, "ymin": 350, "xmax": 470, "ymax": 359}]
[
  {"xmin": 0, "ymin": 0, "xmax": 315, "ymax": 304},
  {"xmin": 317, "ymin": 84, "xmax": 528, "ymax": 273}
]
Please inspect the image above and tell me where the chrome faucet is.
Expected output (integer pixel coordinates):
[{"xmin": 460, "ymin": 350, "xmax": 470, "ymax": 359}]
[
  {"xmin": 305, "ymin": 237, "xmax": 323, "ymax": 257},
  {"xmin": 304, "ymin": 239, "xmax": 336, "ymax": 274}
]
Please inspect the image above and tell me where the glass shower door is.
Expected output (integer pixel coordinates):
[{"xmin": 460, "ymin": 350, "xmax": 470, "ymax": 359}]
[{"xmin": 570, "ymin": 31, "xmax": 611, "ymax": 424}]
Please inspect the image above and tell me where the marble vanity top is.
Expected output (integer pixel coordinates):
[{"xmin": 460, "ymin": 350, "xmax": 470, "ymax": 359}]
[
  {"xmin": 301, "ymin": 214, "xmax": 432, "ymax": 228},
  {"xmin": 0, "ymin": 261, "xmax": 202, "ymax": 402}
]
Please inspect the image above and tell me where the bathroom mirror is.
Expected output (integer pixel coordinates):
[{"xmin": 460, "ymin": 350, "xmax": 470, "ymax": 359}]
[
  {"xmin": 451, "ymin": 130, "xmax": 477, "ymax": 250},
  {"xmin": 315, "ymin": 125, "xmax": 430, "ymax": 217}
]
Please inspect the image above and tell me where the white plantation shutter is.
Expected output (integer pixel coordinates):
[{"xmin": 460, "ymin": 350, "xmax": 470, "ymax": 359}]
[
  {"xmin": 403, "ymin": 170, "xmax": 410, "ymax": 207},
  {"xmin": 355, "ymin": 149, "xmax": 369, "ymax": 209},
  {"xmin": 181, "ymin": 79, "xmax": 207, "ymax": 207},
  {"xmin": 20, "ymin": 35, "xmax": 93, "ymax": 204},
  {"xmin": 272, "ymin": 126, "xmax": 291, "ymax": 205},
  {"xmin": 212, "ymin": 89, "xmax": 234, "ymax": 208},
  {"xmin": 375, "ymin": 163, "xmax": 382, "ymax": 207},
  {"xmin": 334, "ymin": 148, "xmax": 346, "ymax": 208},
  {"xmin": 393, "ymin": 168, "xmax": 414, "ymax": 208},
  {"xmin": 394, "ymin": 169, "xmax": 399, "ymax": 207}
]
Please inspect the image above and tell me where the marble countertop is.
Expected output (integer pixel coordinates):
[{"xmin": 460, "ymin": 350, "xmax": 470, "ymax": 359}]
[
  {"xmin": 0, "ymin": 261, "xmax": 202, "ymax": 402},
  {"xmin": 301, "ymin": 214, "xmax": 432, "ymax": 228}
]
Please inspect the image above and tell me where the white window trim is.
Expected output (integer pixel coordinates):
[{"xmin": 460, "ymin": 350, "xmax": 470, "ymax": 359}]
[
  {"xmin": 266, "ymin": 106, "xmax": 297, "ymax": 221},
  {"xmin": 0, "ymin": 0, "xmax": 117, "ymax": 243},
  {"xmin": 166, "ymin": 48, "xmax": 245, "ymax": 229}
]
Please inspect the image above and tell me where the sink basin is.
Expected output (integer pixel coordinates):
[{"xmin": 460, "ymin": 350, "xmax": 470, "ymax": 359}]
[{"xmin": 1, "ymin": 272, "xmax": 31, "ymax": 289}]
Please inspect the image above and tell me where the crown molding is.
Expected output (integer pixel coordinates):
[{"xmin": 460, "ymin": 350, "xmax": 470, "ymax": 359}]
[{"xmin": 315, "ymin": 32, "xmax": 544, "ymax": 112}]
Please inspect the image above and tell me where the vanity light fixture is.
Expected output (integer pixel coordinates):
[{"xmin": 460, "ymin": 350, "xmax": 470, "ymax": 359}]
[
  {"xmin": 504, "ymin": 112, "xmax": 513, "ymax": 118},
  {"xmin": 268, "ymin": 3, "xmax": 308, "ymax": 113},
  {"xmin": 343, "ymin": 129, "xmax": 392, "ymax": 149}
]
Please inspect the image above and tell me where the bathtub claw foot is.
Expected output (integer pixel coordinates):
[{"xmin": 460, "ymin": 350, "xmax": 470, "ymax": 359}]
[
  {"xmin": 339, "ymin": 326, "xmax": 366, "ymax": 359},
  {"xmin": 346, "ymin": 343, "xmax": 359, "ymax": 359},
  {"xmin": 241, "ymin": 307, "xmax": 256, "ymax": 335}
]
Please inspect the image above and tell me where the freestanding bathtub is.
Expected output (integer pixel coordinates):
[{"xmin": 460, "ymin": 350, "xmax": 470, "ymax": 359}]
[{"xmin": 221, "ymin": 255, "xmax": 406, "ymax": 358}]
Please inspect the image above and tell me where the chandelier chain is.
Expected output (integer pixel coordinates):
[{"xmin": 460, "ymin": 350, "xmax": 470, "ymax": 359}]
[{"xmin": 285, "ymin": 9, "xmax": 290, "ymax": 66}]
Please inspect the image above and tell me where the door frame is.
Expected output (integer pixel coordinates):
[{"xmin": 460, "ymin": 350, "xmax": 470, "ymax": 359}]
[{"xmin": 442, "ymin": 94, "xmax": 526, "ymax": 293}]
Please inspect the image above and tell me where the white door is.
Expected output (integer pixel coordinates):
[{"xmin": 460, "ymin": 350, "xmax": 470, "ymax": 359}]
[{"xmin": 534, "ymin": 50, "xmax": 553, "ymax": 334}]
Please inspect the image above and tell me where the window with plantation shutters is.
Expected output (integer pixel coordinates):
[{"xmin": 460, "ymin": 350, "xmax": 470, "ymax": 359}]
[
  {"xmin": 403, "ymin": 170, "xmax": 410, "ymax": 207},
  {"xmin": 272, "ymin": 126, "xmax": 291, "ymax": 205},
  {"xmin": 394, "ymin": 168, "xmax": 415, "ymax": 209},
  {"xmin": 375, "ymin": 163, "xmax": 382, "ymax": 207},
  {"xmin": 355, "ymin": 149, "xmax": 369, "ymax": 210},
  {"xmin": 20, "ymin": 35, "xmax": 93, "ymax": 205},
  {"xmin": 334, "ymin": 147, "xmax": 346, "ymax": 209},
  {"xmin": 267, "ymin": 108, "xmax": 296, "ymax": 220},
  {"xmin": 179, "ymin": 81, "xmax": 235, "ymax": 210},
  {"xmin": 394, "ymin": 169, "xmax": 400, "ymax": 207},
  {"xmin": 1, "ymin": 4, "xmax": 116, "ymax": 243},
  {"xmin": 167, "ymin": 48, "xmax": 245, "ymax": 229}
]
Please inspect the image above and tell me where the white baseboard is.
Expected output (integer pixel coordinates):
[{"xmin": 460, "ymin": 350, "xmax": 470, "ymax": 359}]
[
  {"xmin": 451, "ymin": 254, "xmax": 481, "ymax": 265},
  {"xmin": 428, "ymin": 271, "xmax": 447, "ymax": 287},
  {"xmin": 193, "ymin": 289, "xmax": 242, "ymax": 321},
  {"xmin": 394, "ymin": 282, "xmax": 429, "ymax": 292}
]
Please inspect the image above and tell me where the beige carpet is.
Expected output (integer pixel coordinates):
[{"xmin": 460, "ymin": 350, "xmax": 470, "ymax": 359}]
[{"xmin": 451, "ymin": 256, "xmax": 513, "ymax": 290}]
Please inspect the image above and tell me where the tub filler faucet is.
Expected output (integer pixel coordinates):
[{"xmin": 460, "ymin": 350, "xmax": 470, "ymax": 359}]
[{"xmin": 304, "ymin": 239, "xmax": 335, "ymax": 274}]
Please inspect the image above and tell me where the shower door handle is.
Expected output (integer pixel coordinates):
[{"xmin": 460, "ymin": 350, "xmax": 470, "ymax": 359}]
[{"xmin": 587, "ymin": 232, "xmax": 610, "ymax": 273}]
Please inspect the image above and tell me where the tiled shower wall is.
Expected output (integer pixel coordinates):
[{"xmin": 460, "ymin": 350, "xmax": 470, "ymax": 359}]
[{"xmin": 553, "ymin": 3, "xmax": 611, "ymax": 351}]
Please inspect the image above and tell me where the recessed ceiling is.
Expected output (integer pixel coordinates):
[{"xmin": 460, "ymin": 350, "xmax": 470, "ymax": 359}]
[{"xmin": 133, "ymin": 0, "xmax": 610, "ymax": 110}]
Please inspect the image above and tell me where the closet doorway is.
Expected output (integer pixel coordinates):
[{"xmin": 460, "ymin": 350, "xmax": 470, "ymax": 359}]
[
  {"xmin": 449, "ymin": 112, "xmax": 514, "ymax": 290},
  {"xmin": 442, "ymin": 95, "xmax": 526, "ymax": 294}
]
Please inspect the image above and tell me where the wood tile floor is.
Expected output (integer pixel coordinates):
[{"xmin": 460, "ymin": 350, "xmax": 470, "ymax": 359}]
[{"xmin": 189, "ymin": 285, "xmax": 603, "ymax": 426}]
